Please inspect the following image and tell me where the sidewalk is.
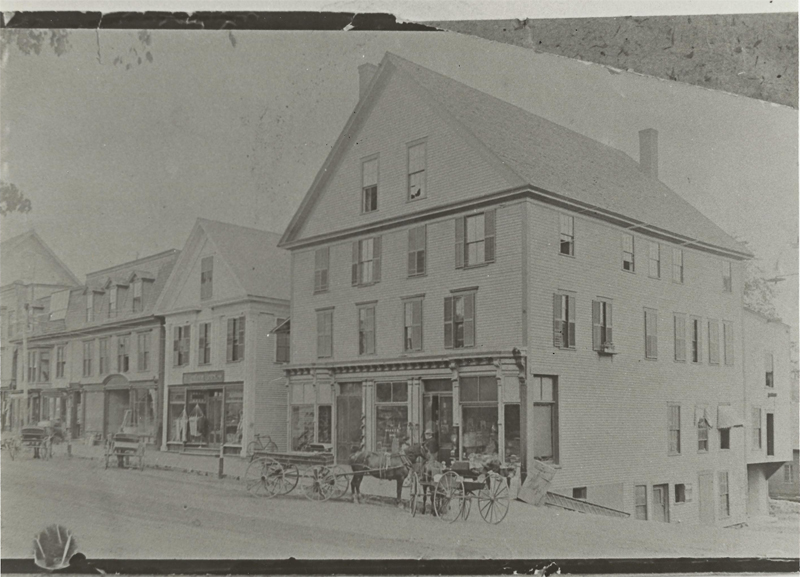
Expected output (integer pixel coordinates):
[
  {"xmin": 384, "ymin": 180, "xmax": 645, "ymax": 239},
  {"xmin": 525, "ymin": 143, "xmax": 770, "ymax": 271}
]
[{"xmin": 58, "ymin": 441, "xmax": 402, "ymax": 501}]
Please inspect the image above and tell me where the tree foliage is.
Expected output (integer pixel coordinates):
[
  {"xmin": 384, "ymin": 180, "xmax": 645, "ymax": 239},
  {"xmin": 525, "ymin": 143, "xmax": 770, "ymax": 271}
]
[
  {"xmin": 743, "ymin": 258, "xmax": 779, "ymax": 320},
  {"xmin": 0, "ymin": 182, "xmax": 32, "ymax": 217}
]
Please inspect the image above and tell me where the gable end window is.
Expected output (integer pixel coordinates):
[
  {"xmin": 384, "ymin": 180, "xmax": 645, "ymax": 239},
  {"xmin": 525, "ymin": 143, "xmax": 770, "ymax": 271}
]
[
  {"xmin": 559, "ymin": 214, "xmax": 574, "ymax": 256},
  {"xmin": 132, "ymin": 280, "xmax": 143, "ymax": 312},
  {"xmin": 362, "ymin": 157, "xmax": 378, "ymax": 213},
  {"xmin": 644, "ymin": 309, "xmax": 658, "ymax": 359},
  {"xmin": 591, "ymin": 300, "xmax": 612, "ymax": 351},
  {"xmin": 672, "ymin": 248, "xmax": 684, "ymax": 283},
  {"xmin": 455, "ymin": 210, "xmax": 495, "ymax": 268},
  {"xmin": 553, "ymin": 293, "xmax": 576, "ymax": 349},
  {"xmin": 444, "ymin": 292, "xmax": 476, "ymax": 349},
  {"xmin": 622, "ymin": 233, "xmax": 635, "ymax": 272},
  {"xmin": 314, "ymin": 248, "xmax": 329, "ymax": 293},
  {"xmin": 352, "ymin": 237, "xmax": 382, "ymax": 286},
  {"xmin": 227, "ymin": 316, "xmax": 246, "ymax": 362},
  {"xmin": 722, "ymin": 261, "xmax": 732, "ymax": 292},
  {"xmin": 201, "ymin": 256, "xmax": 213, "ymax": 301},
  {"xmin": 407, "ymin": 141, "xmax": 426, "ymax": 201},
  {"xmin": 408, "ymin": 226, "xmax": 427, "ymax": 277},
  {"xmin": 108, "ymin": 286, "xmax": 118, "ymax": 317}
]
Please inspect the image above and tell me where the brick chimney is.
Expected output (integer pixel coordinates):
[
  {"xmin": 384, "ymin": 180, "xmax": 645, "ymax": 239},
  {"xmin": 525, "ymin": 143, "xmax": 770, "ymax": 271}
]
[
  {"xmin": 358, "ymin": 63, "xmax": 378, "ymax": 100},
  {"xmin": 639, "ymin": 128, "xmax": 658, "ymax": 179}
]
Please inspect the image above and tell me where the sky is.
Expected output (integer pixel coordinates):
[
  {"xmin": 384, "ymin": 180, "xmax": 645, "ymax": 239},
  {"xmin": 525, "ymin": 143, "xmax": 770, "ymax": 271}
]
[{"xmin": 0, "ymin": 22, "xmax": 797, "ymax": 325}]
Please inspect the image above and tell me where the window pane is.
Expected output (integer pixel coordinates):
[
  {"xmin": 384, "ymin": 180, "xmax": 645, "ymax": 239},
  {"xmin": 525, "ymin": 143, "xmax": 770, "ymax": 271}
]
[
  {"xmin": 479, "ymin": 376, "xmax": 498, "ymax": 402},
  {"xmin": 460, "ymin": 377, "xmax": 479, "ymax": 402},
  {"xmin": 504, "ymin": 404, "xmax": 521, "ymax": 461},
  {"xmin": 409, "ymin": 143, "xmax": 425, "ymax": 173},
  {"xmin": 533, "ymin": 404, "xmax": 553, "ymax": 460},
  {"xmin": 318, "ymin": 405, "xmax": 332, "ymax": 444},
  {"xmin": 392, "ymin": 382, "xmax": 408, "ymax": 402},
  {"xmin": 363, "ymin": 158, "xmax": 378, "ymax": 187},
  {"xmin": 462, "ymin": 405, "xmax": 498, "ymax": 458},
  {"xmin": 224, "ymin": 386, "xmax": 244, "ymax": 445},
  {"xmin": 376, "ymin": 382, "xmax": 392, "ymax": 403}
]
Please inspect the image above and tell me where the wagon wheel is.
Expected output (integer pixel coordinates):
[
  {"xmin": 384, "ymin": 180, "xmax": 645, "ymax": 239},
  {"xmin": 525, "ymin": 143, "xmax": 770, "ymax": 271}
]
[
  {"xmin": 320, "ymin": 465, "xmax": 348, "ymax": 501},
  {"xmin": 301, "ymin": 465, "xmax": 329, "ymax": 501},
  {"xmin": 434, "ymin": 471, "xmax": 466, "ymax": 523},
  {"xmin": 265, "ymin": 461, "xmax": 297, "ymax": 496},
  {"xmin": 244, "ymin": 457, "xmax": 277, "ymax": 497},
  {"xmin": 408, "ymin": 471, "xmax": 422, "ymax": 517},
  {"xmin": 477, "ymin": 472, "xmax": 510, "ymax": 524},
  {"xmin": 280, "ymin": 463, "xmax": 301, "ymax": 495}
]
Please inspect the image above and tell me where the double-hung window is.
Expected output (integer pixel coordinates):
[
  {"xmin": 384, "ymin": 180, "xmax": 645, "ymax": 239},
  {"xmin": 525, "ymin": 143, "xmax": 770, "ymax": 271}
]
[
  {"xmin": 765, "ymin": 353, "xmax": 774, "ymax": 387},
  {"xmin": 718, "ymin": 472, "xmax": 730, "ymax": 518},
  {"xmin": 198, "ymin": 322, "xmax": 211, "ymax": 365},
  {"xmin": 118, "ymin": 335, "xmax": 130, "ymax": 373},
  {"xmin": 227, "ymin": 316, "xmax": 245, "ymax": 362},
  {"xmin": 553, "ymin": 293, "xmax": 576, "ymax": 349},
  {"xmin": 672, "ymin": 248, "xmax": 684, "ymax": 283},
  {"xmin": 649, "ymin": 242, "xmax": 660, "ymax": 278},
  {"xmin": 532, "ymin": 375, "xmax": 558, "ymax": 463},
  {"xmin": 82, "ymin": 341, "xmax": 93, "ymax": 377},
  {"xmin": 407, "ymin": 226, "xmax": 426, "ymax": 277},
  {"xmin": 137, "ymin": 332, "xmax": 151, "ymax": 371},
  {"xmin": 644, "ymin": 309, "xmax": 658, "ymax": 359},
  {"xmin": 108, "ymin": 286, "xmax": 118, "ymax": 317},
  {"xmin": 275, "ymin": 318, "xmax": 290, "ymax": 363},
  {"xmin": 708, "ymin": 320, "xmax": 720, "ymax": 365},
  {"xmin": 668, "ymin": 404, "xmax": 681, "ymax": 455},
  {"xmin": 352, "ymin": 237, "xmax": 381, "ymax": 286},
  {"xmin": 27, "ymin": 351, "xmax": 38, "ymax": 383},
  {"xmin": 696, "ymin": 407, "xmax": 710, "ymax": 452},
  {"xmin": 559, "ymin": 214, "xmax": 574, "ymax": 256},
  {"xmin": 362, "ymin": 157, "xmax": 378, "ymax": 213},
  {"xmin": 455, "ymin": 210, "xmax": 495, "ymax": 268},
  {"xmin": 723, "ymin": 321, "xmax": 734, "ymax": 365},
  {"xmin": 674, "ymin": 314, "xmax": 686, "ymax": 362},
  {"xmin": 316, "ymin": 309, "xmax": 334, "ymax": 358},
  {"xmin": 444, "ymin": 291, "xmax": 476, "ymax": 349},
  {"xmin": 722, "ymin": 261, "xmax": 732, "ymax": 292},
  {"xmin": 622, "ymin": 233, "xmax": 635, "ymax": 272},
  {"xmin": 403, "ymin": 297, "xmax": 423, "ymax": 352},
  {"xmin": 358, "ymin": 304, "xmax": 376, "ymax": 356},
  {"xmin": 39, "ymin": 351, "xmax": 50, "ymax": 382},
  {"xmin": 87, "ymin": 293, "xmax": 94, "ymax": 322},
  {"xmin": 98, "ymin": 338, "xmax": 109, "ymax": 375},
  {"xmin": 174, "ymin": 325, "xmax": 190, "ymax": 367},
  {"xmin": 314, "ymin": 248, "xmax": 329, "ymax": 293},
  {"xmin": 56, "ymin": 346, "xmax": 65, "ymax": 379},
  {"xmin": 591, "ymin": 300, "xmax": 612, "ymax": 350},
  {"xmin": 407, "ymin": 141, "xmax": 426, "ymax": 201}
]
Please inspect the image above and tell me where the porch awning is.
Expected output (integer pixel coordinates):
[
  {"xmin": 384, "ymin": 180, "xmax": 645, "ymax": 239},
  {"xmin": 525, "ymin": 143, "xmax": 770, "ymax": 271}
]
[{"xmin": 717, "ymin": 405, "xmax": 743, "ymax": 429}]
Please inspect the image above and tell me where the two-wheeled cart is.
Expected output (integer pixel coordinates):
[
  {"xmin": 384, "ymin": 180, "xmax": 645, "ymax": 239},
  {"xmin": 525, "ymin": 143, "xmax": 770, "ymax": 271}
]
[
  {"xmin": 104, "ymin": 432, "xmax": 145, "ymax": 470},
  {"xmin": 408, "ymin": 461, "xmax": 513, "ymax": 524},
  {"xmin": 244, "ymin": 450, "xmax": 349, "ymax": 501}
]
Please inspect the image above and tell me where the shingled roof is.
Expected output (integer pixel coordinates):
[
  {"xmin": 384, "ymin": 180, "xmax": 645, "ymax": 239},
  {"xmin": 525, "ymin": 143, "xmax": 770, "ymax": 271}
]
[
  {"xmin": 281, "ymin": 53, "xmax": 750, "ymax": 258},
  {"xmin": 384, "ymin": 54, "xmax": 748, "ymax": 256}
]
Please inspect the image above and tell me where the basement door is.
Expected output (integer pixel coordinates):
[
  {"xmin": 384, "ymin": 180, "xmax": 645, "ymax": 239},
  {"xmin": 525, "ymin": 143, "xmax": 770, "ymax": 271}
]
[
  {"xmin": 698, "ymin": 471, "xmax": 715, "ymax": 525},
  {"xmin": 652, "ymin": 484, "xmax": 669, "ymax": 522}
]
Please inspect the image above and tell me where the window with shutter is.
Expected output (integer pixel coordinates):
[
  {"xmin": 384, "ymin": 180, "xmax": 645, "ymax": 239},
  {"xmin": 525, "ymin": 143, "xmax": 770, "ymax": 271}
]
[
  {"xmin": 358, "ymin": 305, "xmax": 376, "ymax": 356},
  {"xmin": 352, "ymin": 237, "xmax": 381, "ymax": 285},
  {"xmin": 691, "ymin": 318, "xmax": 702, "ymax": 363},
  {"xmin": 314, "ymin": 248, "xmax": 329, "ymax": 293},
  {"xmin": 553, "ymin": 294, "xmax": 575, "ymax": 349},
  {"xmin": 668, "ymin": 404, "xmax": 681, "ymax": 455},
  {"xmin": 649, "ymin": 242, "xmax": 660, "ymax": 278},
  {"xmin": 403, "ymin": 298, "xmax": 423, "ymax": 351},
  {"xmin": 456, "ymin": 211, "xmax": 495, "ymax": 268},
  {"xmin": 592, "ymin": 300, "xmax": 612, "ymax": 351},
  {"xmin": 645, "ymin": 309, "xmax": 658, "ymax": 359},
  {"xmin": 723, "ymin": 321, "xmax": 734, "ymax": 365},
  {"xmin": 408, "ymin": 226, "xmax": 426, "ymax": 277},
  {"xmin": 445, "ymin": 292, "xmax": 476, "ymax": 349},
  {"xmin": 708, "ymin": 321, "xmax": 719, "ymax": 365}
]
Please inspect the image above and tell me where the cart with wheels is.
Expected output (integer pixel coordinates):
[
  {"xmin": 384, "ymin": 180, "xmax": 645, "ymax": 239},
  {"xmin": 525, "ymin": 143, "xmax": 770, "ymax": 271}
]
[
  {"xmin": 20, "ymin": 426, "xmax": 52, "ymax": 460},
  {"xmin": 244, "ymin": 449, "xmax": 346, "ymax": 501},
  {"xmin": 104, "ymin": 433, "xmax": 145, "ymax": 470}
]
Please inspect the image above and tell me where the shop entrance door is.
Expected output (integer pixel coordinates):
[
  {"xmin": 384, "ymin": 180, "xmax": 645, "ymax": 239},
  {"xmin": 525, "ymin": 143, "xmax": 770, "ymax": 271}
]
[
  {"xmin": 207, "ymin": 390, "xmax": 223, "ymax": 447},
  {"xmin": 652, "ymin": 484, "xmax": 669, "ymax": 522},
  {"xmin": 336, "ymin": 383, "xmax": 363, "ymax": 462},
  {"xmin": 423, "ymin": 379, "xmax": 454, "ymax": 465}
]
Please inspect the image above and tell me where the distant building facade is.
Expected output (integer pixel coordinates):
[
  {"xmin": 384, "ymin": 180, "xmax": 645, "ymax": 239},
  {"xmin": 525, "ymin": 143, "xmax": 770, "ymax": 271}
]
[
  {"xmin": 155, "ymin": 219, "xmax": 290, "ymax": 455},
  {"xmin": 6, "ymin": 249, "xmax": 178, "ymax": 443},
  {"xmin": 1, "ymin": 230, "xmax": 82, "ymax": 432},
  {"xmin": 278, "ymin": 53, "xmax": 754, "ymax": 526}
]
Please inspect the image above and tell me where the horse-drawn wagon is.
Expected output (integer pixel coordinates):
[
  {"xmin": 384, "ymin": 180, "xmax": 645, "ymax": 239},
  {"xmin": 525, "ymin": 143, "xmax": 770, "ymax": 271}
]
[
  {"xmin": 19, "ymin": 425, "xmax": 53, "ymax": 460},
  {"xmin": 103, "ymin": 411, "xmax": 145, "ymax": 470},
  {"xmin": 244, "ymin": 448, "xmax": 348, "ymax": 501}
]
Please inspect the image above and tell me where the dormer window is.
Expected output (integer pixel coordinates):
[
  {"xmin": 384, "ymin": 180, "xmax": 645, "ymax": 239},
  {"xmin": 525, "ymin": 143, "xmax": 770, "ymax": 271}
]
[
  {"xmin": 132, "ymin": 280, "xmax": 143, "ymax": 312},
  {"xmin": 87, "ymin": 293, "xmax": 94, "ymax": 322},
  {"xmin": 362, "ymin": 157, "xmax": 378, "ymax": 213},
  {"xmin": 407, "ymin": 141, "xmax": 426, "ymax": 201},
  {"xmin": 201, "ymin": 256, "xmax": 213, "ymax": 300},
  {"xmin": 109, "ymin": 286, "xmax": 118, "ymax": 317}
]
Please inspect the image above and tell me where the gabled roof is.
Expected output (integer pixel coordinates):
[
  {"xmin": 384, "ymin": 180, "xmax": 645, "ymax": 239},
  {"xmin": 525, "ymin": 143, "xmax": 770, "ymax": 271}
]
[
  {"xmin": 156, "ymin": 219, "xmax": 289, "ymax": 312},
  {"xmin": 0, "ymin": 230, "xmax": 81, "ymax": 286},
  {"xmin": 281, "ymin": 53, "xmax": 750, "ymax": 258}
]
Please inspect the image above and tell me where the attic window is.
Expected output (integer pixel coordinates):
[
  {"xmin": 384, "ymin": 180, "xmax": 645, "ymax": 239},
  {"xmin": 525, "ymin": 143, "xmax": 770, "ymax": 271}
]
[
  {"xmin": 132, "ymin": 280, "xmax": 143, "ymax": 312},
  {"xmin": 362, "ymin": 157, "xmax": 378, "ymax": 213},
  {"xmin": 108, "ymin": 286, "xmax": 118, "ymax": 317},
  {"xmin": 407, "ymin": 141, "xmax": 426, "ymax": 201},
  {"xmin": 201, "ymin": 256, "xmax": 213, "ymax": 301}
]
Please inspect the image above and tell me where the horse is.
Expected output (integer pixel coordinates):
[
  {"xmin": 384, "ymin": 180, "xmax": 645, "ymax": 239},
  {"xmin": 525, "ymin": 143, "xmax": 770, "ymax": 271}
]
[
  {"xmin": 348, "ymin": 442, "xmax": 430, "ymax": 507},
  {"xmin": 410, "ymin": 452, "xmax": 444, "ymax": 515}
]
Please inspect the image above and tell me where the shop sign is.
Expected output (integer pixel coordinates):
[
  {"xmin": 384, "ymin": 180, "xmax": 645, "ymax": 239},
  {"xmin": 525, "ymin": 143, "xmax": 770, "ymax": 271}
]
[{"xmin": 183, "ymin": 370, "xmax": 224, "ymax": 385}]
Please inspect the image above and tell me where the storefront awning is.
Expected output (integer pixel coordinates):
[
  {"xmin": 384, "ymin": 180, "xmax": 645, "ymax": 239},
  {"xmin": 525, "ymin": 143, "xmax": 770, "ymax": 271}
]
[{"xmin": 717, "ymin": 405, "xmax": 743, "ymax": 429}]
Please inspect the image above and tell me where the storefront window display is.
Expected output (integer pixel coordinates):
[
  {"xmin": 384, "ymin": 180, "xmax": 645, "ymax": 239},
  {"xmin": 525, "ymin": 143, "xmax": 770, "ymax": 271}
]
[
  {"xmin": 375, "ymin": 382, "xmax": 408, "ymax": 453},
  {"xmin": 318, "ymin": 405, "xmax": 332, "ymax": 444},
  {"xmin": 460, "ymin": 376, "xmax": 498, "ymax": 461},
  {"xmin": 169, "ymin": 388, "xmax": 187, "ymax": 443},
  {"xmin": 292, "ymin": 405, "xmax": 315, "ymax": 451},
  {"xmin": 224, "ymin": 387, "xmax": 243, "ymax": 445},
  {"xmin": 504, "ymin": 404, "xmax": 520, "ymax": 461},
  {"xmin": 131, "ymin": 388, "xmax": 156, "ymax": 439}
]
